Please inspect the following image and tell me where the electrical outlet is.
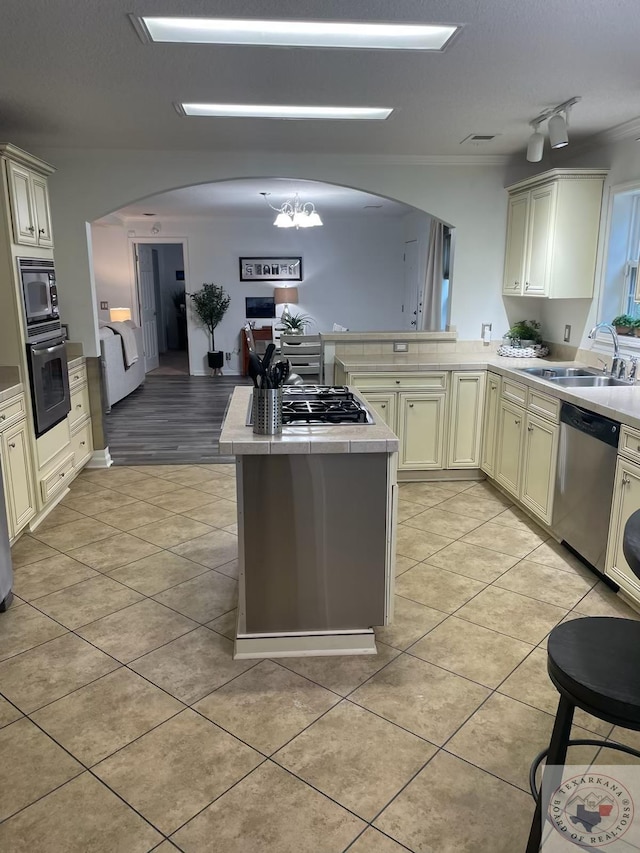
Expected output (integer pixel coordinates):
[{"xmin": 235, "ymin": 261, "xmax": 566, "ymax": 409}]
[
  {"xmin": 100, "ymin": 301, "xmax": 108, "ymax": 310},
  {"xmin": 481, "ymin": 323, "xmax": 492, "ymax": 344},
  {"xmin": 225, "ymin": 352, "xmax": 231, "ymax": 361},
  {"xmin": 564, "ymin": 324, "xmax": 572, "ymax": 343},
  {"xmin": 393, "ymin": 342, "xmax": 409, "ymax": 353}
]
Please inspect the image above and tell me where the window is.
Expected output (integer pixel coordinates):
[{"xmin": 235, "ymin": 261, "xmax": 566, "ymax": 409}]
[{"xmin": 600, "ymin": 186, "xmax": 640, "ymax": 333}]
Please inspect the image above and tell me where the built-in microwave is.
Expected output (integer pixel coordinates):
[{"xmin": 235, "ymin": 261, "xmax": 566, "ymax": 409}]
[{"xmin": 18, "ymin": 258, "xmax": 62, "ymax": 343}]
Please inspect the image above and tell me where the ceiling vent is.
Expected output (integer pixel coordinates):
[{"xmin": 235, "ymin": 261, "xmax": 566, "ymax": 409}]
[{"xmin": 460, "ymin": 133, "xmax": 499, "ymax": 146}]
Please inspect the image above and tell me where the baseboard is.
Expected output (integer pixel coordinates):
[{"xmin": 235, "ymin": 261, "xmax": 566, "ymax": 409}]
[{"xmin": 85, "ymin": 447, "xmax": 113, "ymax": 468}]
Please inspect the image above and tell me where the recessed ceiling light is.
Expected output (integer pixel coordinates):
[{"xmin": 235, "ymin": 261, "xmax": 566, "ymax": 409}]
[
  {"xmin": 132, "ymin": 16, "xmax": 459, "ymax": 51},
  {"xmin": 177, "ymin": 103, "xmax": 392, "ymax": 120}
]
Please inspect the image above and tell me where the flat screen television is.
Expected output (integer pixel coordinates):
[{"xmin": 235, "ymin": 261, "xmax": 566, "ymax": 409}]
[{"xmin": 245, "ymin": 296, "xmax": 275, "ymax": 319}]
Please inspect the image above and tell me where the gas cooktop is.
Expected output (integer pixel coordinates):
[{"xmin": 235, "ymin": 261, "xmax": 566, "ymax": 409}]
[{"xmin": 247, "ymin": 385, "xmax": 373, "ymax": 426}]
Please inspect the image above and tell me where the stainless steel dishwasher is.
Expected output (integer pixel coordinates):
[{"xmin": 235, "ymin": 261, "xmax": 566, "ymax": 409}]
[{"xmin": 552, "ymin": 402, "xmax": 620, "ymax": 572}]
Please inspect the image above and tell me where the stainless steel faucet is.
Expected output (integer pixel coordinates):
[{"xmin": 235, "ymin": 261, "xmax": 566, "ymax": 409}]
[{"xmin": 588, "ymin": 322, "xmax": 624, "ymax": 377}]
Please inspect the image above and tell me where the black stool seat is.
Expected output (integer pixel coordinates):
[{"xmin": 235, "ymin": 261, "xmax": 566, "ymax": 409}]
[{"xmin": 548, "ymin": 616, "xmax": 640, "ymax": 729}]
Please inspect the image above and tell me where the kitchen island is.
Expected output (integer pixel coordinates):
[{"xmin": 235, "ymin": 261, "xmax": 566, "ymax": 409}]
[{"xmin": 219, "ymin": 386, "xmax": 399, "ymax": 659}]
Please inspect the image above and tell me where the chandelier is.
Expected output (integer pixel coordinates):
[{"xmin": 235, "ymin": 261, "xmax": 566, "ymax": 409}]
[{"xmin": 261, "ymin": 192, "xmax": 323, "ymax": 228}]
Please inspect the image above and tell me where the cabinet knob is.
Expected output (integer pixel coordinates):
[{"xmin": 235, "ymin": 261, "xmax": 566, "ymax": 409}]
[
  {"xmin": 491, "ymin": 386, "xmax": 496, "ymax": 392},
  {"xmin": 8, "ymin": 442, "xmax": 15, "ymax": 449},
  {"xmin": 59, "ymin": 471, "xmax": 65, "ymax": 478},
  {"xmin": 515, "ymin": 419, "xmax": 521, "ymax": 426},
  {"xmin": 623, "ymin": 474, "xmax": 631, "ymax": 486},
  {"xmin": 380, "ymin": 404, "xmax": 386, "ymax": 409},
  {"xmin": 514, "ymin": 282, "xmax": 519, "ymax": 288},
  {"xmin": 0, "ymin": 415, "xmax": 5, "ymax": 421},
  {"xmin": 525, "ymin": 282, "xmax": 530, "ymax": 290},
  {"xmin": 636, "ymin": 444, "xmax": 640, "ymax": 452},
  {"xmin": 76, "ymin": 404, "xmax": 82, "ymax": 409},
  {"xmin": 80, "ymin": 440, "xmax": 86, "ymax": 446},
  {"xmin": 527, "ymin": 425, "xmax": 534, "ymax": 432},
  {"xmin": 38, "ymin": 228, "xmax": 45, "ymax": 235},
  {"xmin": 395, "ymin": 380, "xmax": 400, "ymax": 384},
  {"xmin": 27, "ymin": 225, "xmax": 35, "ymax": 232},
  {"xmin": 73, "ymin": 375, "xmax": 80, "ymax": 380},
  {"xmin": 409, "ymin": 403, "xmax": 414, "ymax": 408}
]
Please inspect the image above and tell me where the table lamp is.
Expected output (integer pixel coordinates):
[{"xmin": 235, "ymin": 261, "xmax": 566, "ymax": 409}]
[{"xmin": 274, "ymin": 286, "xmax": 298, "ymax": 324}]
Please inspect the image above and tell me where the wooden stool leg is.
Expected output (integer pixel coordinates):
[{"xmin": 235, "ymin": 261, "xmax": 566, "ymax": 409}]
[{"xmin": 526, "ymin": 695, "xmax": 575, "ymax": 853}]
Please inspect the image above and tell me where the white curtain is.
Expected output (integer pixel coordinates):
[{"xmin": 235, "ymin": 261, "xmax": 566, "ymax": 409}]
[{"xmin": 420, "ymin": 219, "xmax": 446, "ymax": 330}]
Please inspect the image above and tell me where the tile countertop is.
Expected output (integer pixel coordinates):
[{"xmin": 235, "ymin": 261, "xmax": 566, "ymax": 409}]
[
  {"xmin": 335, "ymin": 354, "xmax": 640, "ymax": 433},
  {"xmin": 219, "ymin": 386, "xmax": 400, "ymax": 456},
  {"xmin": 0, "ymin": 366, "xmax": 23, "ymax": 404}
]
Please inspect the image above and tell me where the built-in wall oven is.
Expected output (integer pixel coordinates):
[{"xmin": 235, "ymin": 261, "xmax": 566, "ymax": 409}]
[{"xmin": 19, "ymin": 258, "xmax": 71, "ymax": 437}]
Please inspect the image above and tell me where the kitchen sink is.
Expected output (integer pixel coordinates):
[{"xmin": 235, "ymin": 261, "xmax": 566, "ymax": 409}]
[
  {"xmin": 517, "ymin": 366, "xmax": 599, "ymax": 378},
  {"xmin": 546, "ymin": 375, "xmax": 632, "ymax": 388}
]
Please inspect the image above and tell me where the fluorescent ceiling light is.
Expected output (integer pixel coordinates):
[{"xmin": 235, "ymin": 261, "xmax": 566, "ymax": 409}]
[
  {"xmin": 178, "ymin": 103, "xmax": 392, "ymax": 120},
  {"xmin": 135, "ymin": 16, "xmax": 459, "ymax": 51}
]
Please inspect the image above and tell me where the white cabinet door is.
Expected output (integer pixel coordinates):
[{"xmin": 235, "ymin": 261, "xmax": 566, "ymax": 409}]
[
  {"xmin": 520, "ymin": 412, "xmax": 558, "ymax": 524},
  {"xmin": 481, "ymin": 373, "xmax": 501, "ymax": 477},
  {"xmin": 398, "ymin": 392, "xmax": 446, "ymax": 470},
  {"xmin": 495, "ymin": 399, "xmax": 524, "ymax": 497},
  {"xmin": 363, "ymin": 392, "xmax": 397, "ymax": 431},
  {"xmin": 503, "ymin": 192, "xmax": 529, "ymax": 295},
  {"xmin": 31, "ymin": 175, "xmax": 53, "ymax": 247},
  {"xmin": 524, "ymin": 183, "xmax": 557, "ymax": 296},
  {"xmin": 448, "ymin": 371, "xmax": 486, "ymax": 468},
  {"xmin": 7, "ymin": 161, "xmax": 37, "ymax": 245},
  {"xmin": 2, "ymin": 420, "xmax": 35, "ymax": 538},
  {"xmin": 606, "ymin": 458, "xmax": 640, "ymax": 603}
]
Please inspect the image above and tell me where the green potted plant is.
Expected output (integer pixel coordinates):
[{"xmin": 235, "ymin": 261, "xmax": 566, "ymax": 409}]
[
  {"xmin": 612, "ymin": 315, "xmax": 635, "ymax": 336},
  {"xmin": 504, "ymin": 319, "xmax": 542, "ymax": 347},
  {"xmin": 189, "ymin": 283, "xmax": 230, "ymax": 372},
  {"xmin": 281, "ymin": 312, "xmax": 313, "ymax": 335}
]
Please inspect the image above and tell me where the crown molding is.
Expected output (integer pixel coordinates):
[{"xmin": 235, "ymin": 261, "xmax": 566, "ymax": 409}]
[
  {"xmin": 570, "ymin": 115, "xmax": 640, "ymax": 156},
  {"xmin": 322, "ymin": 153, "xmax": 512, "ymax": 166}
]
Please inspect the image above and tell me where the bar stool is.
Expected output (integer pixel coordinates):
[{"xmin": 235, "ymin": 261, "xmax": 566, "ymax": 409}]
[{"xmin": 526, "ymin": 512, "xmax": 640, "ymax": 852}]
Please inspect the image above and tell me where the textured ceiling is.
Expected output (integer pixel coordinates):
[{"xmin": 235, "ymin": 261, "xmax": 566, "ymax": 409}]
[
  {"xmin": 111, "ymin": 178, "xmax": 412, "ymax": 219},
  {"xmin": 2, "ymin": 0, "xmax": 640, "ymax": 156}
]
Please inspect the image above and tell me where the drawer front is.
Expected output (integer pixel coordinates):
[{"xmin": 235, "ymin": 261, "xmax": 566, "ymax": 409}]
[
  {"xmin": 527, "ymin": 388, "xmax": 560, "ymax": 423},
  {"xmin": 350, "ymin": 372, "xmax": 448, "ymax": 390},
  {"xmin": 71, "ymin": 420, "xmax": 93, "ymax": 469},
  {"xmin": 40, "ymin": 453, "xmax": 74, "ymax": 503},
  {"xmin": 69, "ymin": 385, "xmax": 90, "ymax": 428},
  {"xmin": 501, "ymin": 379, "xmax": 528, "ymax": 407},
  {"xmin": 620, "ymin": 426, "xmax": 640, "ymax": 464},
  {"xmin": 0, "ymin": 395, "xmax": 26, "ymax": 432},
  {"xmin": 68, "ymin": 363, "xmax": 87, "ymax": 389}
]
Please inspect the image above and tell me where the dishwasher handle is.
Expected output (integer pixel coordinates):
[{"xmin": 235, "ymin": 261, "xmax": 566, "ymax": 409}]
[{"xmin": 560, "ymin": 401, "xmax": 620, "ymax": 449}]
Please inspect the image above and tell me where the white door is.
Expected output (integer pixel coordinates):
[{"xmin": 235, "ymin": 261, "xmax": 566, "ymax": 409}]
[
  {"xmin": 402, "ymin": 240, "xmax": 419, "ymax": 330},
  {"xmin": 135, "ymin": 244, "xmax": 159, "ymax": 372}
]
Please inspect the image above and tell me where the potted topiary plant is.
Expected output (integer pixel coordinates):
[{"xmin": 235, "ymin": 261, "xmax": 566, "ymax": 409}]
[
  {"xmin": 612, "ymin": 315, "xmax": 635, "ymax": 336},
  {"xmin": 189, "ymin": 283, "xmax": 230, "ymax": 373},
  {"xmin": 505, "ymin": 319, "xmax": 542, "ymax": 347},
  {"xmin": 281, "ymin": 312, "xmax": 313, "ymax": 335}
]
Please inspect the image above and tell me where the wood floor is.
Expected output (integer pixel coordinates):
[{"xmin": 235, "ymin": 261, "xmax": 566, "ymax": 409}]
[{"xmin": 105, "ymin": 374, "xmax": 251, "ymax": 465}]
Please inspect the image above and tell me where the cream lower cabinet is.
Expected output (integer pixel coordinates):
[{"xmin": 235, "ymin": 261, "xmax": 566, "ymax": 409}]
[
  {"xmin": 495, "ymin": 399, "xmax": 524, "ymax": 496},
  {"xmin": 365, "ymin": 392, "xmax": 397, "ymax": 430},
  {"xmin": 520, "ymin": 412, "xmax": 558, "ymax": 525},
  {"xmin": 1, "ymin": 418, "xmax": 35, "ymax": 540},
  {"xmin": 606, "ymin": 458, "xmax": 640, "ymax": 601},
  {"xmin": 447, "ymin": 371, "xmax": 486, "ymax": 468},
  {"xmin": 481, "ymin": 372, "xmax": 501, "ymax": 476},
  {"xmin": 398, "ymin": 392, "xmax": 446, "ymax": 470}
]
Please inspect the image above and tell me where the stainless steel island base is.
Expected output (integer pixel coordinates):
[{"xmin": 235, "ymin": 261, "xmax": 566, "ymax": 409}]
[{"xmin": 233, "ymin": 452, "xmax": 396, "ymax": 659}]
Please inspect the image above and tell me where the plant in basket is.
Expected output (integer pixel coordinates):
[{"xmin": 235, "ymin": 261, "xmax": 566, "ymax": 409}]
[
  {"xmin": 504, "ymin": 320, "xmax": 542, "ymax": 347},
  {"xmin": 612, "ymin": 315, "xmax": 635, "ymax": 336}
]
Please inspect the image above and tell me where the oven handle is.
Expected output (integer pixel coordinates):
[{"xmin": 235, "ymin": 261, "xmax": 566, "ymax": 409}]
[{"xmin": 29, "ymin": 338, "xmax": 65, "ymax": 354}]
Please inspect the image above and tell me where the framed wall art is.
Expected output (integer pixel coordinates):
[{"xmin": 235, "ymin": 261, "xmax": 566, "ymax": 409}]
[{"xmin": 239, "ymin": 257, "xmax": 303, "ymax": 282}]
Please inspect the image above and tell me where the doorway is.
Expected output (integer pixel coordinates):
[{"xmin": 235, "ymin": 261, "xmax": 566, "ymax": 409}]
[{"xmin": 135, "ymin": 242, "xmax": 188, "ymax": 375}]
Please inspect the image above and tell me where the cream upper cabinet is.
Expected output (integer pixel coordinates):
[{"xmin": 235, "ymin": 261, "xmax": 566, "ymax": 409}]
[
  {"xmin": 364, "ymin": 392, "xmax": 397, "ymax": 431},
  {"xmin": 448, "ymin": 371, "xmax": 486, "ymax": 468},
  {"xmin": 520, "ymin": 411, "xmax": 558, "ymax": 524},
  {"xmin": 495, "ymin": 398, "xmax": 524, "ymax": 496},
  {"xmin": 481, "ymin": 372, "xmax": 501, "ymax": 476},
  {"xmin": 502, "ymin": 193, "xmax": 529, "ymax": 295},
  {"xmin": 6, "ymin": 158, "xmax": 54, "ymax": 248},
  {"xmin": 398, "ymin": 392, "xmax": 447, "ymax": 470},
  {"xmin": 606, "ymin": 458, "xmax": 640, "ymax": 600},
  {"xmin": 1, "ymin": 419, "xmax": 35, "ymax": 539},
  {"xmin": 503, "ymin": 169, "xmax": 606, "ymax": 299}
]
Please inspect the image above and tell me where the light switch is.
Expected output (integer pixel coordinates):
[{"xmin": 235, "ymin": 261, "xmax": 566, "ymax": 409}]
[
  {"xmin": 564, "ymin": 324, "xmax": 572, "ymax": 342},
  {"xmin": 100, "ymin": 301, "xmax": 108, "ymax": 310}
]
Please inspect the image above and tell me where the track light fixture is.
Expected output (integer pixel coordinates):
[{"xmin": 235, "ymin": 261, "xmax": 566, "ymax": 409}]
[{"xmin": 525, "ymin": 96, "xmax": 581, "ymax": 162}]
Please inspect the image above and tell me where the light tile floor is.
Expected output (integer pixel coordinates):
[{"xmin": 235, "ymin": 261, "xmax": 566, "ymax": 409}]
[{"xmin": 1, "ymin": 467, "xmax": 639, "ymax": 851}]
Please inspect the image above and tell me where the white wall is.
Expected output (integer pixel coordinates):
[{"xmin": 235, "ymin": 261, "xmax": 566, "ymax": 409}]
[
  {"xmin": 92, "ymin": 214, "xmax": 406, "ymax": 375},
  {"xmin": 37, "ymin": 148, "xmax": 514, "ymax": 356}
]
